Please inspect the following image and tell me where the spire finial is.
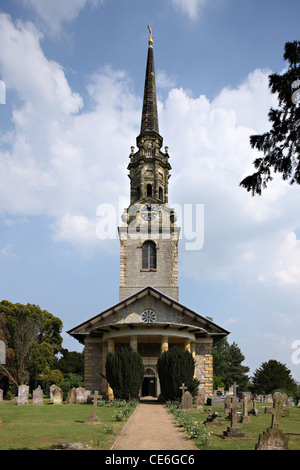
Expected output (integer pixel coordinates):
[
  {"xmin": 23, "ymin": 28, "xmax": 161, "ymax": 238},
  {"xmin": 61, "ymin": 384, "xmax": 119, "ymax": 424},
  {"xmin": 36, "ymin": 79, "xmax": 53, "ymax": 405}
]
[{"xmin": 148, "ymin": 25, "xmax": 153, "ymax": 46}]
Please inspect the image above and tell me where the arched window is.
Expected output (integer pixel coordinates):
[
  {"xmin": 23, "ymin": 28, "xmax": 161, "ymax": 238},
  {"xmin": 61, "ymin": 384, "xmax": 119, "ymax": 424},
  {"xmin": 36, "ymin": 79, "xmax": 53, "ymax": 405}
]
[
  {"xmin": 159, "ymin": 187, "xmax": 163, "ymax": 200},
  {"xmin": 147, "ymin": 184, "xmax": 152, "ymax": 198},
  {"xmin": 142, "ymin": 241, "xmax": 156, "ymax": 269}
]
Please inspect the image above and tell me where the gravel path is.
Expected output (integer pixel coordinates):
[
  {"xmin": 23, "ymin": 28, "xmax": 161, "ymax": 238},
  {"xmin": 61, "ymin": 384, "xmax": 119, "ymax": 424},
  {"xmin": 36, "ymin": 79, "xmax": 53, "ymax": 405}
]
[{"xmin": 110, "ymin": 401, "xmax": 198, "ymax": 451}]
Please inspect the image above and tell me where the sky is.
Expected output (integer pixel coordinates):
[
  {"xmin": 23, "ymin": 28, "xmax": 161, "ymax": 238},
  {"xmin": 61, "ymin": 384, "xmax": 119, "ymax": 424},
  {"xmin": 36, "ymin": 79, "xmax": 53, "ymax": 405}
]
[{"xmin": 0, "ymin": 0, "xmax": 300, "ymax": 384}]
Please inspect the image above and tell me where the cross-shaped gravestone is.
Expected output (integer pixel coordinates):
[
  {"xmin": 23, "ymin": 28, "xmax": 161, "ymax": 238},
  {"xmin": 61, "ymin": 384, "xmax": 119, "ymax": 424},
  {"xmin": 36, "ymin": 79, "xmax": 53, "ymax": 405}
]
[
  {"xmin": 231, "ymin": 382, "xmax": 239, "ymax": 397},
  {"xmin": 223, "ymin": 397, "xmax": 246, "ymax": 438},
  {"xmin": 179, "ymin": 383, "xmax": 187, "ymax": 398},
  {"xmin": 84, "ymin": 391, "xmax": 101, "ymax": 425}
]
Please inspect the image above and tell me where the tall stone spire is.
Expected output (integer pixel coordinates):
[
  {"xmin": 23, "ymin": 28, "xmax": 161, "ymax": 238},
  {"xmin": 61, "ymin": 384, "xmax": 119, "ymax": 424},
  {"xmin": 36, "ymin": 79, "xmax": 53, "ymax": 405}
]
[{"xmin": 137, "ymin": 26, "xmax": 162, "ymax": 147}]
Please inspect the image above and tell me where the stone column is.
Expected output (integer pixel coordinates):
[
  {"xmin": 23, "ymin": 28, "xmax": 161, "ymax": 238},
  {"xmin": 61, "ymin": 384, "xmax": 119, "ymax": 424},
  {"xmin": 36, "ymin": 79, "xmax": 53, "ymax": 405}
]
[
  {"xmin": 184, "ymin": 339, "xmax": 191, "ymax": 352},
  {"xmin": 130, "ymin": 335, "xmax": 138, "ymax": 352},
  {"xmin": 161, "ymin": 335, "xmax": 168, "ymax": 353},
  {"xmin": 107, "ymin": 339, "xmax": 115, "ymax": 400}
]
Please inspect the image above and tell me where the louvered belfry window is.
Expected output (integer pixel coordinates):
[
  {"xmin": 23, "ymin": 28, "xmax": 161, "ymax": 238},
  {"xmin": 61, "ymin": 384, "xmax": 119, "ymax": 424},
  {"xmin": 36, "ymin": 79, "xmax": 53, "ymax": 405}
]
[{"xmin": 142, "ymin": 241, "xmax": 156, "ymax": 269}]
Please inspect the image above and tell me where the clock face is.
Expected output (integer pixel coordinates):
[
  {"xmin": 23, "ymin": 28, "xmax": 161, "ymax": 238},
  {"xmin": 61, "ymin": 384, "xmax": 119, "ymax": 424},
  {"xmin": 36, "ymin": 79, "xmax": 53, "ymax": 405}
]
[{"xmin": 141, "ymin": 205, "xmax": 158, "ymax": 221}]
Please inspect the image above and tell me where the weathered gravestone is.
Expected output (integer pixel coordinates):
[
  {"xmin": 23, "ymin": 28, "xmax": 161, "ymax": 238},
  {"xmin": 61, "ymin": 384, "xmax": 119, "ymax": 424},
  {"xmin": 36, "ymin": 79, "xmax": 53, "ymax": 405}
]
[
  {"xmin": 18, "ymin": 385, "xmax": 29, "ymax": 405},
  {"xmin": 249, "ymin": 399, "xmax": 260, "ymax": 416},
  {"xmin": 68, "ymin": 387, "xmax": 77, "ymax": 404},
  {"xmin": 33, "ymin": 385, "xmax": 43, "ymax": 405},
  {"xmin": 196, "ymin": 393, "xmax": 205, "ymax": 411},
  {"xmin": 240, "ymin": 399, "xmax": 251, "ymax": 423},
  {"xmin": 75, "ymin": 387, "xmax": 86, "ymax": 403},
  {"xmin": 0, "ymin": 389, "xmax": 3, "ymax": 402},
  {"xmin": 223, "ymin": 397, "xmax": 245, "ymax": 438},
  {"xmin": 84, "ymin": 391, "xmax": 101, "ymax": 425},
  {"xmin": 181, "ymin": 391, "xmax": 193, "ymax": 412},
  {"xmin": 52, "ymin": 385, "xmax": 63, "ymax": 405},
  {"xmin": 255, "ymin": 392, "xmax": 289, "ymax": 450}
]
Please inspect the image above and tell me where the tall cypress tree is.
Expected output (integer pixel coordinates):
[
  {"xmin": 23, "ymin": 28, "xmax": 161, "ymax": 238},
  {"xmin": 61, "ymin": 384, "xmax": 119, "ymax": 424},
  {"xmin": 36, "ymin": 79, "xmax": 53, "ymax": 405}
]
[
  {"xmin": 157, "ymin": 347, "xmax": 198, "ymax": 401},
  {"xmin": 105, "ymin": 346, "xmax": 144, "ymax": 400}
]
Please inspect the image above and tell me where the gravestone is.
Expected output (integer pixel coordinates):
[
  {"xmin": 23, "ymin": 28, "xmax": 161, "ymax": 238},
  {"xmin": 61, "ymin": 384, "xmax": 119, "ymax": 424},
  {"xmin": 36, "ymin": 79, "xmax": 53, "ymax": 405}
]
[
  {"xmin": 84, "ymin": 391, "xmax": 101, "ymax": 425},
  {"xmin": 196, "ymin": 393, "xmax": 205, "ymax": 410},
  {"xmin": 0, "ymin": 389, "xmax": 3, "ymax": 402},
  {"xmin": 33, "ymin": 386, "xmax": 43, "ymax": 405},
  {"xmin": 255, "ymin": 392, "xmax": 289, "ymax": 450},
  {"xmin": 68, "ymin": 387, "xmax": 77, "ymax": 404},
  {"xmin": 52, "ymin": 386, "xmax": 63, "ymax": 405},
  {"xmin": 240, "ymin": 399, "xmax": 251, "ymax": 423},
  {"xmin": 204, "ymin": 411, "xmax": 222, "ymax": 426},
  {"xmin": 18, "ymin": 385, "xmax": 29, "ymax": 405},
  {"xmin": 223, "ymin": 397, "xmax": 245, "ymax": 438},
  {"xmin": 181, "ymin": 391, "xmax": 193, "ymax": 412},
  {"xmin": 249, "ymin": 399, "xmax": 260, "ymax": 416},
  {"xmin": 75, "ymin": 387, "xmax": 86, "ymax": 403}
]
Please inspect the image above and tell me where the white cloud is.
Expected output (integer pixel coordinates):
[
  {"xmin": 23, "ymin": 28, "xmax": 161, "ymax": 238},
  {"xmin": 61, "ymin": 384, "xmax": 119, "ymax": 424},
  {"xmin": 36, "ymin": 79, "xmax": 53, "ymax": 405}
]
[
  {"xmin": 23, "ymin": 0, "xmax": 103, "ymax": 36},
  {"xmin": 169, "ymin": 0, "xmax": 209, "ymax": 20}
]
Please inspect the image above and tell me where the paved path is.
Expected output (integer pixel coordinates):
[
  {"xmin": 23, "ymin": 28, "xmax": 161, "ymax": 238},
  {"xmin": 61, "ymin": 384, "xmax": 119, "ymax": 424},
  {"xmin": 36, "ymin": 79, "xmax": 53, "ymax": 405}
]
[{"xmin": 110, "ymin": 401, "xmax": 198, "ymax": 451}]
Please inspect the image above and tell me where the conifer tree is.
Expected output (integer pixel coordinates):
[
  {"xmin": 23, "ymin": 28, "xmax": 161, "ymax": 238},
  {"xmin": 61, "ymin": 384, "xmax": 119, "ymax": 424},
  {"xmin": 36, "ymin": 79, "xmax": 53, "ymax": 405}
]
[
  {"xmin": 105, "ymin": 346, "xmax": 144, "ymax": 400},
  {"xmin": 157, "ymin": 346, "xmax": 199, "ymax": 401}
]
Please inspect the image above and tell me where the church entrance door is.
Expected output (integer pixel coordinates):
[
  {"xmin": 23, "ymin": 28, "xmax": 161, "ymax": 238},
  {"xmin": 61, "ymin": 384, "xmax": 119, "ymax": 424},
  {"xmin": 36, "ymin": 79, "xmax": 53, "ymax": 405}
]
[{"xmin": 142, "ymin": 377, "xmax": 156, "ymax": 396}]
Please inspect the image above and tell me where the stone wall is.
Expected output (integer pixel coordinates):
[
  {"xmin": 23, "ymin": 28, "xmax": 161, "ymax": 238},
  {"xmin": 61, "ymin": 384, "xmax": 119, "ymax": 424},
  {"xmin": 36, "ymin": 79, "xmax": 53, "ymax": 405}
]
[
  {"xmin": 84, "ymin": 338, "xmax": 103, "ymax": 392},
  {"xmin": 195, "ymin": 339, "xmax": 214, "ymax": 397},
  {"xmin": 119, "ymin": 228, "xmax": 179, "ymax": 301}
]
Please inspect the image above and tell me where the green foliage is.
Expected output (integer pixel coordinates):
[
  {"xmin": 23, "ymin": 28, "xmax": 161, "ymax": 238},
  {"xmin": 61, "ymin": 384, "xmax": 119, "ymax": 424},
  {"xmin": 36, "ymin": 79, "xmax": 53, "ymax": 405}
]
[
  {"xmin": 105, "ymin": 346, "xmax": 144, "ymax": 400},
  {"xmin": 0, "ymin": 300, "xmax": 63, "ymax": 388},
  {"xmin": 60, "ymin": 373, "xmax": 84, "ymax": 399},
  {"xmin": 251, "ymin": 359, "xmax": 297, "ymax": 396},
  {"xmin": 157, "ymin": 347, "xmax": 198, "ymax": 401},
  {"xmin": 240, "ymin": 40, "xmax": 300, "ymax": 195},
  {"xmin": 54, "ymin": 348, "xmax": 83, "ymax": 376},
  {"xmin": 165, "ymin": 402, "xmax": 210, "ymax": 446},
  {"xmin": 213, "ymin": 339, "xmax": 250, "ymax": 390}
]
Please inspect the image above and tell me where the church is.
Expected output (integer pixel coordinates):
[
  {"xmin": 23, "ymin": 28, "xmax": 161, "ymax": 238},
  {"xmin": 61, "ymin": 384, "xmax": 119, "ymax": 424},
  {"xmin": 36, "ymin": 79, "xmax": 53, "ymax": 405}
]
[{"xmin": 67, "ymin": 28, "xmax": 229, "ymax": 400}]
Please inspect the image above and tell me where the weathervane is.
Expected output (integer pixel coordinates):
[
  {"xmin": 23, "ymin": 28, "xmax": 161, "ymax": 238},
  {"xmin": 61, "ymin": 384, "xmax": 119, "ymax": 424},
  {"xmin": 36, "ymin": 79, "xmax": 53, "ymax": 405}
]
[{"xmin": 148, "ymin": 25, "xmax": 153, "ymax": 46}]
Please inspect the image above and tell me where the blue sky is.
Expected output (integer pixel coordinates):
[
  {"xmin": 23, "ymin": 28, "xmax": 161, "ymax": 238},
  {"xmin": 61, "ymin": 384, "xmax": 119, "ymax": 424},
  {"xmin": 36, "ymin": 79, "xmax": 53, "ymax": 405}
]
[{"xmin": 0, "ymin": 0, "xmax": 300, "ymax": 383}]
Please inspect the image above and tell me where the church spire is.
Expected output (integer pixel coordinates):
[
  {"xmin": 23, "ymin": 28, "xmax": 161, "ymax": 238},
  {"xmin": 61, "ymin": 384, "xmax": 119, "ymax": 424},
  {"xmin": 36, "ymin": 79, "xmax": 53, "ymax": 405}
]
[{"xmin": 138, "ymin": 26, "xmax": 161, "ymax": 143}]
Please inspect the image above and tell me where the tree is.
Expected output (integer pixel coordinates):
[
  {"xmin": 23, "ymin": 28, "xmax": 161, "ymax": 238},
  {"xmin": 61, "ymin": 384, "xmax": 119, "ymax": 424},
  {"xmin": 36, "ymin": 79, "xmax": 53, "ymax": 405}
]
[
  {"xmin": 55, "ymin": 348, "xmax": 83, "ymax": 377},
  {"xmin": 213, "ymin": 338, "xmax": 231, "ymax": 389},
  {"xmin": 251, "ymin": 359, "xmax": 297, "ymax": 395},
  {"xmin": 0, "ymin": 300, "xmax": 63, "ymax": 389},
  {"xmin": 157, "ymin": 346, "xmax": 199, "ymax": 401},
  {"xmin": 240, "ymin": 41, "xmax": 300, "ymax": 195},
  {"xmin": 105, "ymin": 346, "xmax": 144, "ymax": 400},
  {"xmin": 213, "ymin": 339, "xmax": 250, "ymax": 390},
  {"xmin": 227, "ymin": 342, "xmax": 250, "ymax": 390}
]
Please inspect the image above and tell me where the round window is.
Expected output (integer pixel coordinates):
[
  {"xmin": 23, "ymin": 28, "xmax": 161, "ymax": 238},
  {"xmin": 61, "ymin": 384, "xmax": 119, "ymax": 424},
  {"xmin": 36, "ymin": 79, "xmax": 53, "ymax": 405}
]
[{"xmin": 141, "ymin": 309, "xmax": 156, "ymax": 323}]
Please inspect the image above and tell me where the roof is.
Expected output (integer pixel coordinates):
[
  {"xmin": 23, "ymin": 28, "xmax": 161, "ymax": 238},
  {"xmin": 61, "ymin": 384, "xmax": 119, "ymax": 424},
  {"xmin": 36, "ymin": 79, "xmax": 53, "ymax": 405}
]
[{"xmin": 67, "ymin": 286, "xmax": 230, "ymax": 344}]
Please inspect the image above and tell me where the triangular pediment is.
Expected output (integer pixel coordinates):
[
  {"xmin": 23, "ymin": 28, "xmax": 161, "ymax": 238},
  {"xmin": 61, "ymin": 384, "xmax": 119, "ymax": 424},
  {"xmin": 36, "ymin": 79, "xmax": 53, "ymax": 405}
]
[{"xmin": 67, "ymin": 286, "xmax": 229, "ymax": 344}]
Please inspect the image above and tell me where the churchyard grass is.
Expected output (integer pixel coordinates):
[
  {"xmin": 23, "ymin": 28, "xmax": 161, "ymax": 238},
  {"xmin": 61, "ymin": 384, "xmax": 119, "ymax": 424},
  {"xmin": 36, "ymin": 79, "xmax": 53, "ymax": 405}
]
[
  {"xmin": 181, "ymin": 403, "xmax": 300, "ymax": 450},
  {"xmin": 0, "ymin": 399, "xmax": 137, "ymax": 450}
]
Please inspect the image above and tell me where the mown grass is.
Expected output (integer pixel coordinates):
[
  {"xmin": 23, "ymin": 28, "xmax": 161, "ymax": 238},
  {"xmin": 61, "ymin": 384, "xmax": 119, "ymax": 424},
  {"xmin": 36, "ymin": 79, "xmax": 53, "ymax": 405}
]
[
  {"xmin": 0, "ymin": 399, "xmax": 137, "ymax": 450},
  {"xmin": 174, "ymin": 402, "xmax": 300, "ymax": 450}
]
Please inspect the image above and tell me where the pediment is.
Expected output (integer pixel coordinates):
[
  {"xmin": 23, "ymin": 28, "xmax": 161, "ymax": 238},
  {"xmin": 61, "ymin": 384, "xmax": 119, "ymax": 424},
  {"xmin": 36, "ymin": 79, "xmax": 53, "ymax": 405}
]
[{"xmin": 67, "ymin": 286, "xmax": 229, "ymax": 344}]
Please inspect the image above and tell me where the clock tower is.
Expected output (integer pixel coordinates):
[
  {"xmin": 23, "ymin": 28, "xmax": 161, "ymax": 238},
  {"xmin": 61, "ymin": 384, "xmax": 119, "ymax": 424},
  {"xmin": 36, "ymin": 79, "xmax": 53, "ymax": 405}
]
[{"xmin": 118, "ymin": 29, "xmax": 180, "ymax": 301}]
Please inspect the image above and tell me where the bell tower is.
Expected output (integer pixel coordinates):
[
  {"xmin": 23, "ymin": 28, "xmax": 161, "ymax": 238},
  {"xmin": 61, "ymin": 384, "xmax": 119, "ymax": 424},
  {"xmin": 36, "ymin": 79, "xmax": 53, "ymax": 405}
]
[{"xmin": 118, "ymin": 27, "xmax": 180, "ymax": 301}]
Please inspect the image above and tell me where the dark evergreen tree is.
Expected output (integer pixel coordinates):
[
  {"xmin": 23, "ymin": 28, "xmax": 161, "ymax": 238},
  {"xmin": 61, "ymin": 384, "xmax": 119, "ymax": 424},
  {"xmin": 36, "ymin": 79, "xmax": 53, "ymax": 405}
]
[
  {"xmin": 157, "ymin": 346, "xmax": 199, "ymax": 401},
  {"xmin": 251, "ymin": 359, "xmax": 297, "ymax": 395},
  {"xmin": 105, "ymin": 346, "xmax": 144, "ymax": 400},
  {"xmin": 213, "ymin": 340, "xmax": 249, "ymax": 390},
  {"xmin": 240, "ymin": 41, "xmax": 300, "ymax": 195},
  {"xmin": 213, "ymin": 338, "xmax": 231, "ymax": 389},
  {"xmin": 227, "ymin": 342, "xmax": 250, "ymax": 390}
]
